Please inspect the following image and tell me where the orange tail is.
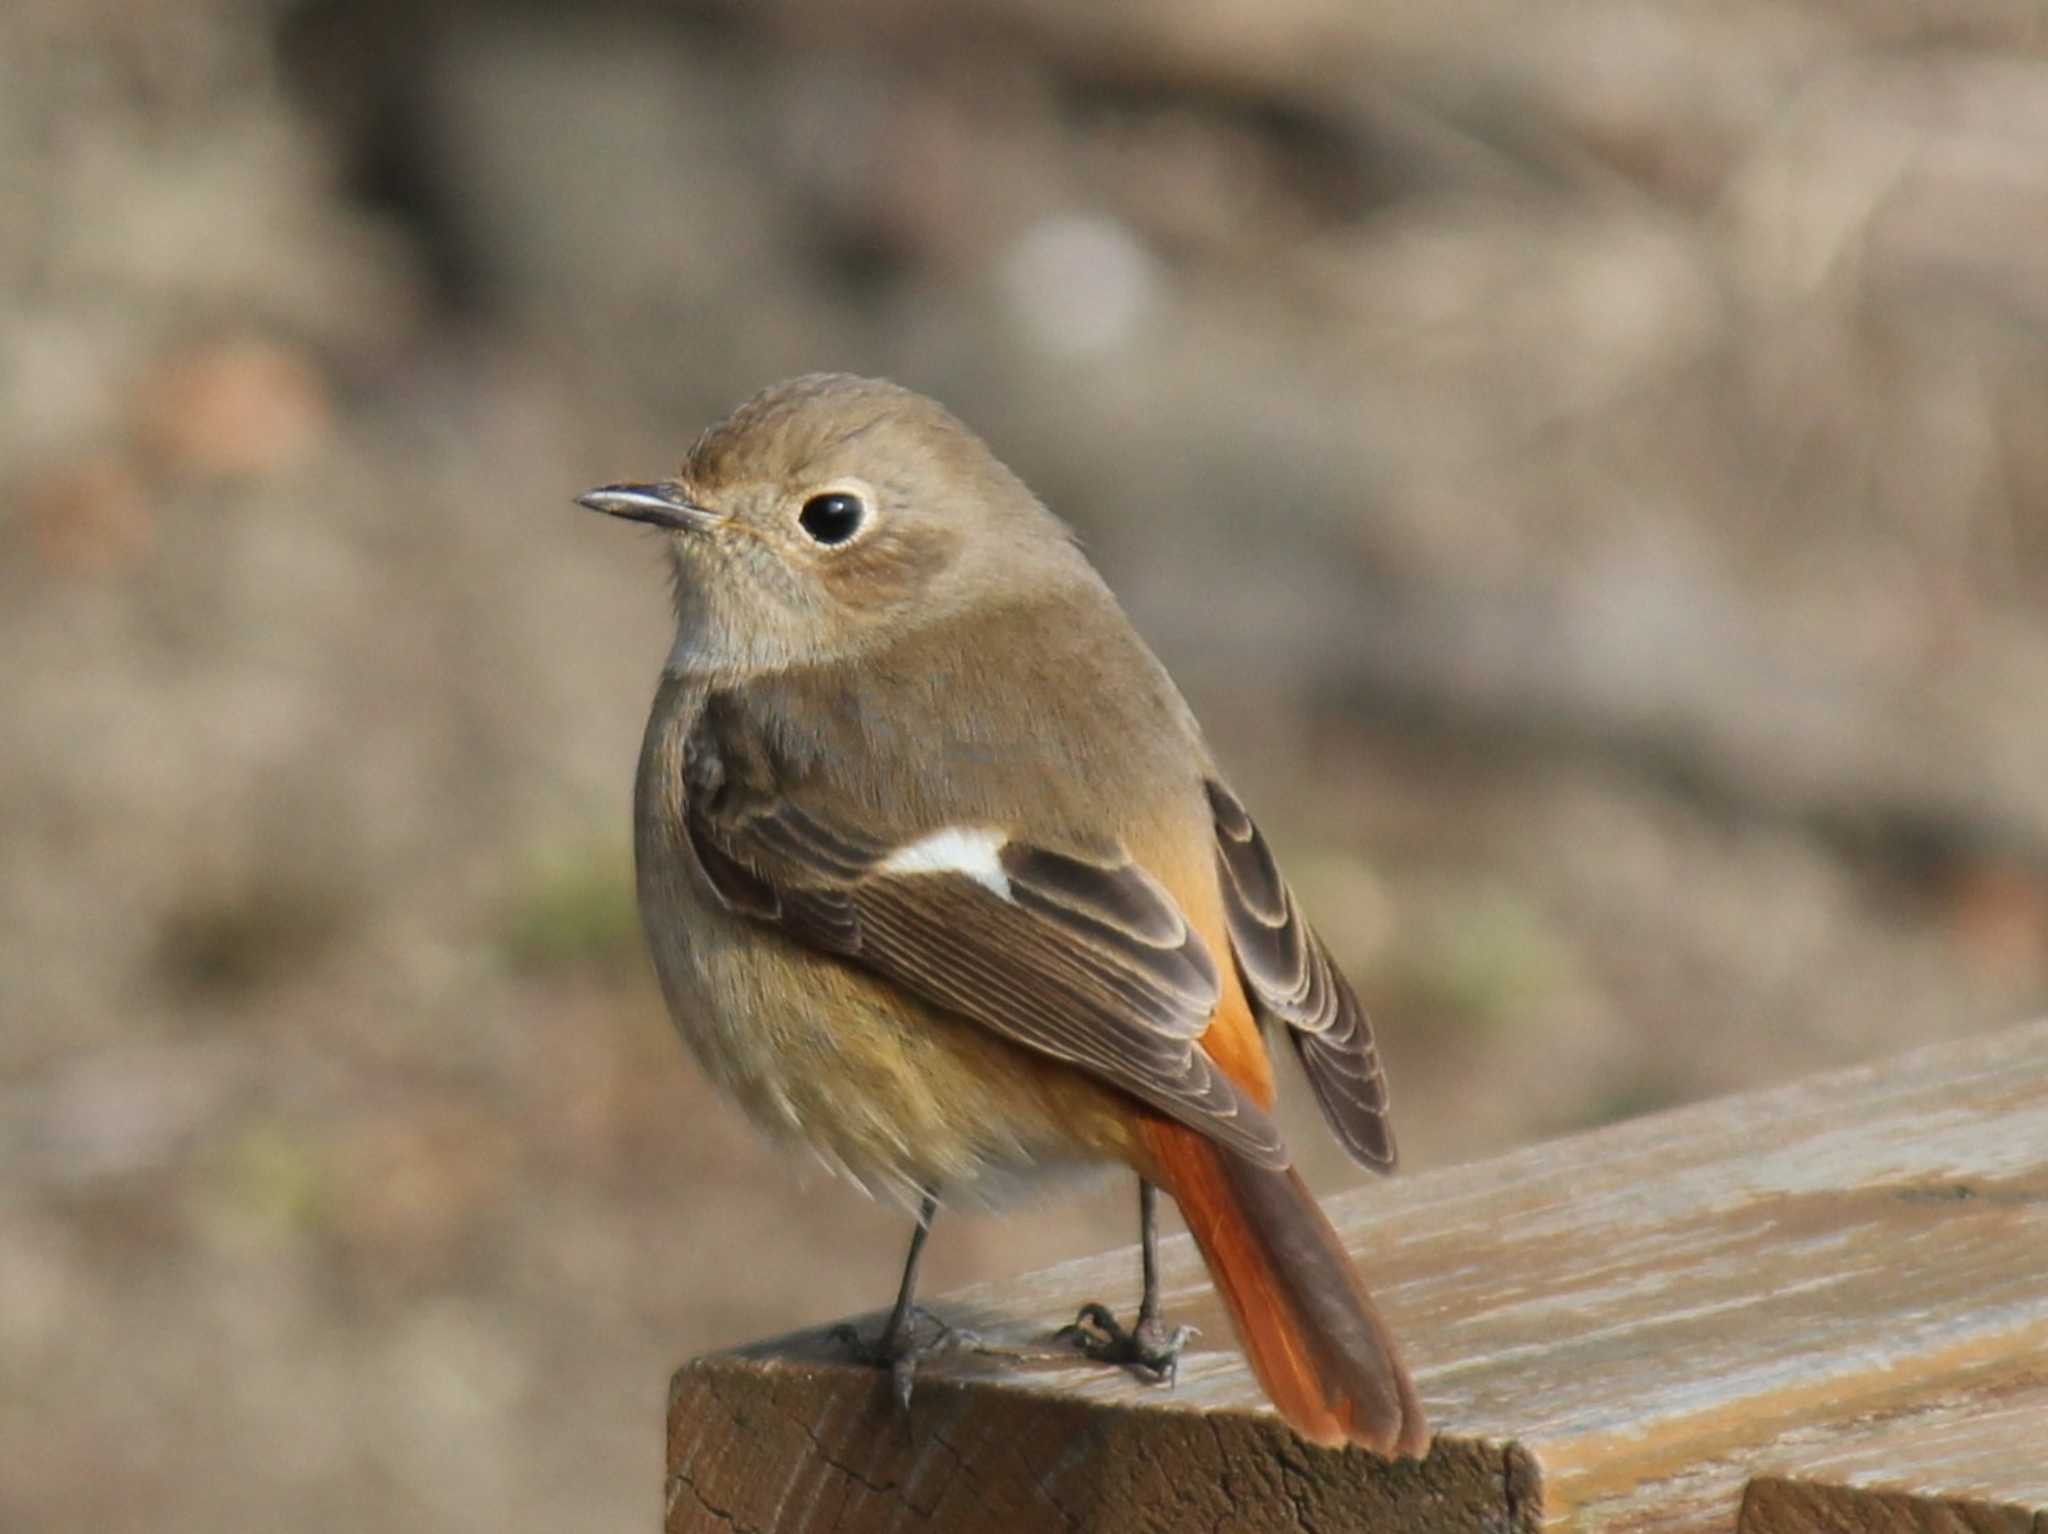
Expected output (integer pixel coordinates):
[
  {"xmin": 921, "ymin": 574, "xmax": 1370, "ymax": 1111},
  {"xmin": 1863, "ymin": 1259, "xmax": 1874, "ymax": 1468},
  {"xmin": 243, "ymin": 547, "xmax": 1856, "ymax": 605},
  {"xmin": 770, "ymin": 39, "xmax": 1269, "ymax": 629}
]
[{"xmin": 1143, "ymin": 1118, "xmax": 1428, "ymax": 1457}]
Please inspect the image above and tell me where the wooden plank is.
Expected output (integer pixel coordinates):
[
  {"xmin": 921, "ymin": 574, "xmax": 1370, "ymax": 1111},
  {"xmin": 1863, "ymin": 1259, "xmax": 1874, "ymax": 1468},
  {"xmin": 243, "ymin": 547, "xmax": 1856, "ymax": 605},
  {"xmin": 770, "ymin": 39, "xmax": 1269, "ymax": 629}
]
[
  {"xmin": 1737, "ymin": 1476, "xmax": 2047, "ymax": 1534},
  {"xmin": 668, "ymin": 1021, "xmax": 2048, "ymax": 1531}
]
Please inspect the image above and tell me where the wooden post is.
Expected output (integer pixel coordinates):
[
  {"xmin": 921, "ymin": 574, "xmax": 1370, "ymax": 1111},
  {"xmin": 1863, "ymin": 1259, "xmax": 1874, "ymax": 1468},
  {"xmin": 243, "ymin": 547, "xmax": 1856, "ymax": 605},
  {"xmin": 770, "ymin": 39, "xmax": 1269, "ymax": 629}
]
[{"xmin": 668, "ymin": 1020, "xmax": 2048, "ymax": 1531}]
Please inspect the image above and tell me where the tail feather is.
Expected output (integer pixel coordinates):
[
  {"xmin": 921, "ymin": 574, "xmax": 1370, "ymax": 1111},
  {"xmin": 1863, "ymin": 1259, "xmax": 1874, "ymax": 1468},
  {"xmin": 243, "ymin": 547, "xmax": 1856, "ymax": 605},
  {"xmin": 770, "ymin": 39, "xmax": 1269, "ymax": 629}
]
[{"xmin": 1144, "ymin": 1118, "xmax": 1428, "ymax": 1456}]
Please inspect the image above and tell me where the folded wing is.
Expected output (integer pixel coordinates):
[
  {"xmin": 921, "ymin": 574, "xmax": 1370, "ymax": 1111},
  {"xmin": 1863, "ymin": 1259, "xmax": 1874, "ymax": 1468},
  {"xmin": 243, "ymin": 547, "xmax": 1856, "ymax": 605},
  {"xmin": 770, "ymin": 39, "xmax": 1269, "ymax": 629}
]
[
  {"xmin": 686, "ymin": 794, "xmax": 1289, "ymax": 1169},
  {"xmin": 1206, "ymin": 780, "xmax": 1396, "ymax": 1171}
]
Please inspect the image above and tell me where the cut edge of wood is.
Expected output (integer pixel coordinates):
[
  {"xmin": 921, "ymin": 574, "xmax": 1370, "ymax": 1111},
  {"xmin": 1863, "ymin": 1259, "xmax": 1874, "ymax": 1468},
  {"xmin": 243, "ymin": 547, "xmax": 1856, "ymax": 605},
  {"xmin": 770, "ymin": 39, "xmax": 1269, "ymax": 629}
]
[{"xmin": 667, "ymin": 1352, "xmax": 1545, "ymax": 1534}]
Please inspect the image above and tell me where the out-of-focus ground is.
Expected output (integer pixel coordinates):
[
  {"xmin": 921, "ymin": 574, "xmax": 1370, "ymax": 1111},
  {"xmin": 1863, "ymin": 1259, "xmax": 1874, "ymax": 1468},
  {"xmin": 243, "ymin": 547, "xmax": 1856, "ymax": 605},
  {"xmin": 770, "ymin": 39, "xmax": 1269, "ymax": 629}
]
[{"xmin": 4, "ymin": 1, "xmax": 2047, "ymax": 1527}]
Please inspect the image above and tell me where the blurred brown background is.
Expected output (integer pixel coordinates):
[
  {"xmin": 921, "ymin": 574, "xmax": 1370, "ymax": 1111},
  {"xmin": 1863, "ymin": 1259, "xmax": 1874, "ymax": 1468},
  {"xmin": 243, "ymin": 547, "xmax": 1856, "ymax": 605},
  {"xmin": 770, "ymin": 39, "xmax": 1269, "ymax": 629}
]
[{"xmin": 4, "ymin": 0, "xmax": 2046, "ymax": 1528}]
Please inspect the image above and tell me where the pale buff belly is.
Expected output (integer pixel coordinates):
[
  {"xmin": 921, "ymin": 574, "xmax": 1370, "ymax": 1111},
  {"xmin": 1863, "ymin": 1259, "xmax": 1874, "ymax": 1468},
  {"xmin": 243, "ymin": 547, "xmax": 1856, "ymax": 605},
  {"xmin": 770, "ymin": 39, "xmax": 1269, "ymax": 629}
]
[{"xmin": 641, "ymin": 892, "xmax": 1141, "ymax": 1205}]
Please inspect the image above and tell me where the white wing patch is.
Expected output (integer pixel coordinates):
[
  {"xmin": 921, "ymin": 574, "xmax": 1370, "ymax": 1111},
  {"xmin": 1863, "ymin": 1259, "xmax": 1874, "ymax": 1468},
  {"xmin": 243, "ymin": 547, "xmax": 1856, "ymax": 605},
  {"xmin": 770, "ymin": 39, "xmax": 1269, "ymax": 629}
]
[{"xmin": 879, "ymin": 827, "xmax": 1014, "ymax": 901}]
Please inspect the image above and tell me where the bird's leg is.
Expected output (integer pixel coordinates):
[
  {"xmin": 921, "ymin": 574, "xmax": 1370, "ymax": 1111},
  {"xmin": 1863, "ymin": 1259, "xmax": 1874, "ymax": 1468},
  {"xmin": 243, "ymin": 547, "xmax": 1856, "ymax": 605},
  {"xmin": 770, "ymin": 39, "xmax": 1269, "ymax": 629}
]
[
  {"xmin": 1056, "ymin": 1179, "xmax": 1197, "ymax": 1384},
  {"xmin": 829, "ymin": 1191, "xmax": 974, "ymax": 1409}
]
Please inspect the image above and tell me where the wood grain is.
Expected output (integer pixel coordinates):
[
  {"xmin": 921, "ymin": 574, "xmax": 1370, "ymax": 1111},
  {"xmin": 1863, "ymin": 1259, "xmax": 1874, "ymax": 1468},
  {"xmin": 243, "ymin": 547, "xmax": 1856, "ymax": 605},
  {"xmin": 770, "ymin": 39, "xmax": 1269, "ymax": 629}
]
[
  {"xmin": 669, "ymin": 1020, "xmax": 2048, "ymax": 1531},
  {"xmin": 1738, "ymin": 1477, "xmax": 2047, "ymax": 1534}
]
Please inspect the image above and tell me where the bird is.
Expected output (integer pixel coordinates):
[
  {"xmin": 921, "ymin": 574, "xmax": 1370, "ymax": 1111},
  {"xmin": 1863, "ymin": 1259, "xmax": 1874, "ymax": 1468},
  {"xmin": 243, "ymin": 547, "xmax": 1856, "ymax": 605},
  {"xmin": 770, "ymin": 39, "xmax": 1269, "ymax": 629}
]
[{"xmin": 579, "ymin": 372, "xmax": 1427, "ymax": 1457}]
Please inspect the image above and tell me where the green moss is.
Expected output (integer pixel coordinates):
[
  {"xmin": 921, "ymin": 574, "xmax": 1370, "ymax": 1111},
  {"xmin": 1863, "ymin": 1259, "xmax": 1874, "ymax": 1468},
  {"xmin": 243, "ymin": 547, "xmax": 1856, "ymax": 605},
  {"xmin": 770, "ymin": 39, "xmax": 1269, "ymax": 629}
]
[
  {"xmin": 1574, "ymin": 1077, "xmax": 1693, "ymax": 1130},
  {"xmin": 499, "ymin": 844, "xmax": 641, "ymax": 974},
  {"xmin": 219, "ymin": 1122, "xmax": 327, "ymax": 1233},
  {"xmin": 1380, "ymin": 889, "xmax": 1570, "ymax": 1038}
]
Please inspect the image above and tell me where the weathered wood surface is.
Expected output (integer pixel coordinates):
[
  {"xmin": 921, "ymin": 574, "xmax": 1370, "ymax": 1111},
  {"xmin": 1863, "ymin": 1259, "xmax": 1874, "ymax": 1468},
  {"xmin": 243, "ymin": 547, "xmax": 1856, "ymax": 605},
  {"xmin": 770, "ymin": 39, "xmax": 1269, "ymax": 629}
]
[{"xmin": 669, "ymin": 1020, "xmax": 2048, "ymax": 1532}]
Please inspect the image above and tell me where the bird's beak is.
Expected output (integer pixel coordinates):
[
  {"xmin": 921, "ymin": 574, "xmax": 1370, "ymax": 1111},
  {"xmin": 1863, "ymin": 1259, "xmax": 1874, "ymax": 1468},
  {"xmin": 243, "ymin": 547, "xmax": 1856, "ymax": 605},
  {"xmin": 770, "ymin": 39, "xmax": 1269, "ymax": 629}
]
[{"xmin": 575, "ymin": 482, "xmax": 724, "ymax": 533}]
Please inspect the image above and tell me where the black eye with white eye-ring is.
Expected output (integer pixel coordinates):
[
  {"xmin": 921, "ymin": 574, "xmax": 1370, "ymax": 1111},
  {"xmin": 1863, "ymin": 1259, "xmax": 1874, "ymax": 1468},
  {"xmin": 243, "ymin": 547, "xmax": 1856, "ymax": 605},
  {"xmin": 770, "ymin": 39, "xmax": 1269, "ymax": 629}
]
[{"xmin": 798, "ymin": 492, "xmax": 866, "ymax": 546}]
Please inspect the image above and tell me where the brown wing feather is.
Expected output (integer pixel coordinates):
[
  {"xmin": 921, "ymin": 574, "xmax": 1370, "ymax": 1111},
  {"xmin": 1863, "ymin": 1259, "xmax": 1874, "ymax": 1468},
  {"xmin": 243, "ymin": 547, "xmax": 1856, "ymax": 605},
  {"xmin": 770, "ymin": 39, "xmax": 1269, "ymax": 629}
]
[
  {"xmin": 1207, "ymin": 780, "xmax": 1396, "ymax": 1171},
  {"xmin": 688, "ymin": 797, "xmax": 1288, "ymax": 1169}
]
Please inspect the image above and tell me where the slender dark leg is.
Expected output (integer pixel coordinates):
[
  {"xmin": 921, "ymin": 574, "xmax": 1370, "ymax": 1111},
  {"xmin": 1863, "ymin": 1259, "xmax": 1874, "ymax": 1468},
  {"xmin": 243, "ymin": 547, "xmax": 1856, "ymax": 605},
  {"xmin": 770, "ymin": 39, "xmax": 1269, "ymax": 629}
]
[
  {"xmin": 876, "ymin": 1191, "xmax": 938, "ymax": 1361},
  {"xmin": 1057, "ymin": 1178, "xmax": 1197, "ymax": 1384},
  {"xmin": 1136, "ymin": 1179, "xmax": 1164, "ymax": 1331},
  {"xmin": 831, "ymin": 1192, "xmax": 972, "ymax": 1410}
]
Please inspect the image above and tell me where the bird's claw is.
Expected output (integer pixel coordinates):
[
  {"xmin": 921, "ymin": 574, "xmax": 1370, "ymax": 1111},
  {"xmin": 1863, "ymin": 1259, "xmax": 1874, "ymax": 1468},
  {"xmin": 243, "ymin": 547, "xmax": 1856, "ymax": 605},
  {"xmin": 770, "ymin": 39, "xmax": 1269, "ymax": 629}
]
[
  {"xmin": 830, "ymin": 1307, "xmax": 981, "ymax": 1411},
  {"xmin": 1055, "ymin": 1301, "xmax": 1197, "ymax": 1386}
]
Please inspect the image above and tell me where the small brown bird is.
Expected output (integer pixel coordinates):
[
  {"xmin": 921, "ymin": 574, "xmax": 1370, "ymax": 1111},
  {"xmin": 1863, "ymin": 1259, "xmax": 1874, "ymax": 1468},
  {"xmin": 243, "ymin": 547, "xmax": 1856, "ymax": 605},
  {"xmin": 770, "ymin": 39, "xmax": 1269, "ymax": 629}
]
[{"xmin": 581, "ymin": 374, "xmax": 1427, "ymax": 1456}]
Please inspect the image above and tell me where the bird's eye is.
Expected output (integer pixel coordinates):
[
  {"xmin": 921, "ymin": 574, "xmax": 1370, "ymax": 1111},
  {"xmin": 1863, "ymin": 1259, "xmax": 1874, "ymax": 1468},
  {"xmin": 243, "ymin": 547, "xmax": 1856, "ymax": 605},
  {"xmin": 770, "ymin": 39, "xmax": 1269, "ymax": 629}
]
[{"xmin": 797, "ymin": 492, "xmax": 866, "ymax": 546}]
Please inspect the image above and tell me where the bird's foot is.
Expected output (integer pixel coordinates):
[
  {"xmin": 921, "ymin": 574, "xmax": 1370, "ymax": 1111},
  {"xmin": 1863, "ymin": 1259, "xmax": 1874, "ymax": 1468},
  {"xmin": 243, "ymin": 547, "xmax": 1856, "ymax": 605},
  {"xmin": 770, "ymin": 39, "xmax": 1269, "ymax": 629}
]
[
  {"xmin": 1055, "ymin": 1301, "xmax": 1196, "ymax": 1386},
  {"xmin": 829, "ymin": 1307, "xmax": 981, "ymax": 1411}
]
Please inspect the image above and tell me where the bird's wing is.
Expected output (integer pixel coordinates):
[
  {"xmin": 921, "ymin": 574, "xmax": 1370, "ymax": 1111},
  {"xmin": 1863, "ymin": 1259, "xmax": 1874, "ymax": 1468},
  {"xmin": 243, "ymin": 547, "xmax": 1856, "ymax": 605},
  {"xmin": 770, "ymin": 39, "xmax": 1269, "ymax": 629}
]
[
  {"xmin": 684, "ymin": 789, "xmax": 1289, "ymax": 1169},
  {"xmin": 1205, "ymin": 780, "xmax": 1396, "ymax": 1171}
]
